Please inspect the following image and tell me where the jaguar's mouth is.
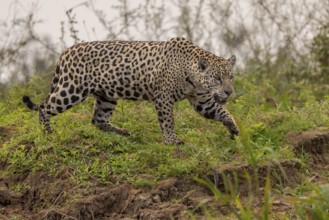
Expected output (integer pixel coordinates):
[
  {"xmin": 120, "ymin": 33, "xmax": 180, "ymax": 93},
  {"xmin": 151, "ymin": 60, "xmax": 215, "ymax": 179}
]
[{"xmin": 214, "ymin": 94, "xmax": 227, "ymax": 104}]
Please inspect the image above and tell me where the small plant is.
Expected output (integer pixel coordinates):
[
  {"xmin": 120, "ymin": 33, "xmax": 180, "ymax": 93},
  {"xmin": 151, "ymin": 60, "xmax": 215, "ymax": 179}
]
[
  {"xmin": 194, "ymin": 170, "xmax": 273, "ymax": 220},
  {"xmin": 295, "ymin": 184, "xmax": 329, "ymax": 220}
]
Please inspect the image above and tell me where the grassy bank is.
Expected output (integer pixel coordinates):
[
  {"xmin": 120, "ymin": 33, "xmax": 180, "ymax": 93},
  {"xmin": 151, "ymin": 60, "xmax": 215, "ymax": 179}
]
[{"xmin": 0, "ymin": 73, "xmax": 329, "ymax": 219}]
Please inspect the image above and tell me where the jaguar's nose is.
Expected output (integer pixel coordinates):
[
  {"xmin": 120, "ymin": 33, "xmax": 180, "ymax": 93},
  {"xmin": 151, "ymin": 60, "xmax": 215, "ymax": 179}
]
[{"xmin": 224, "ymin": 87, "xmax": 233, "ymax": 97}]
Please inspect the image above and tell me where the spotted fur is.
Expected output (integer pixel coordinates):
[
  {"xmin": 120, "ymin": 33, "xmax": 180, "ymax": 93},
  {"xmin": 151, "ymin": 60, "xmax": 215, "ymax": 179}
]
[{"xmin": 22, "ymin": 37, "xmax": 239, "ymax": 144}]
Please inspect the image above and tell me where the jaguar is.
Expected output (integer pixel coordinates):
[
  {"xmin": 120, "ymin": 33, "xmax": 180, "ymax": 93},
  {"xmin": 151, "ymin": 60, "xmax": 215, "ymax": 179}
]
[{"xmin": 22, "ymin": 37, "xmax": 239, "ymax": 144}]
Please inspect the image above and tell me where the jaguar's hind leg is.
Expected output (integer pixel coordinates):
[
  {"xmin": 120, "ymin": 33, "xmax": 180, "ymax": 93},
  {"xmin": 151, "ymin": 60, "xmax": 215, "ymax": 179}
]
[
  {"xmin": 22, "ymin": 96, "xmax": 54, "ymax": 133},
  {"xmin": 92, "ymin": 94, "xmax": 130, "ymax": 136},
  {"xmin": 38, "ymin": 103, "xmax": 54, "ymax": 133},
  {"xmin": 36, "ymin": 81, "xmax": 90, "ymax": 133}
]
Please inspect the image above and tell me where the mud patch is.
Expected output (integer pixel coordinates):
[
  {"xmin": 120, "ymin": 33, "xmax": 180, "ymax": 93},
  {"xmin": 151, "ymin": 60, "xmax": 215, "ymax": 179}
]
[
  {"xmin": 0, "ymin": 159, "xmax": 302, "ymax": 219},
  {"xmin": 288, "ymin": 130, "xmax": 329, "ymax": 164},
  {"xmin": 0, "ymin": 172, "xmax": 207, "ymax": 219},
  {"xmin": 0, "ymin": 170, "xmax": 75, "ymax": 219},
  {"xmin": 211, "ymin": 159, "xmax": 301, "ymax": 195}
]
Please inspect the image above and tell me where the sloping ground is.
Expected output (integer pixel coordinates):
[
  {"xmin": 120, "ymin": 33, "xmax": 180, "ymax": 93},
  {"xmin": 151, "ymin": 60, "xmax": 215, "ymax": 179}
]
[
  {"xmin": 288, "ymin": 130, "xmax": 329, "ymax": 187},
  {"xmin": 212, "ymin": 159, "xmax": 301, "ymax": 194},
  {"xmin": 0, "ymin": 166, "xmax": 300, "ymax": 219},
  {"xmin": 288, "ymin": 130, "xmax": 329, "ymax": 165},
  {"xmin": 0, "ymin": 126, "xmax": 329, "ymax": 219}
]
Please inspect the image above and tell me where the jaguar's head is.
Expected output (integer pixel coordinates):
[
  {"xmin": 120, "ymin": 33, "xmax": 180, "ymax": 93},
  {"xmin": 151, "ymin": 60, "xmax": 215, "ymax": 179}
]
[{"xmin": 194, "ymin": 55, "xmax": 236, "ymax": 104}]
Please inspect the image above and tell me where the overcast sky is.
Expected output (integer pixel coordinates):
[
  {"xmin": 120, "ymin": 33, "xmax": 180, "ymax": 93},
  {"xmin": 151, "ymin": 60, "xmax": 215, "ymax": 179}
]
[
  {"xmin": 0, "ymin": 0, "xmax": 204, "ymax": 45},
  {"xmin": 0, "ymin": 0, "xmax": 128, "ymax": 45}
]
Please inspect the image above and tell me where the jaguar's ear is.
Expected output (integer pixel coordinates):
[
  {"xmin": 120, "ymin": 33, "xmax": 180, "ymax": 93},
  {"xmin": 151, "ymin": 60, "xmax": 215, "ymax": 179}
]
[
  {"xmin": 228, "ymin": 55, "xmax": 236, "ymax": 67},
  {"xmin": 198, "ymin": 59, "xmax": 208, "ymax": 72}
]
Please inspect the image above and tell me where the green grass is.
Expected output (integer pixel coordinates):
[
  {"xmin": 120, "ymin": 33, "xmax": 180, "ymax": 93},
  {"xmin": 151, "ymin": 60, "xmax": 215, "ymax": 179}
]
[
  {"xmin": 1, "ymin": 74, "xmax": 329, "ymax": 218},
  {"xmin": 1, "ymin": 77, "xmax": 329, "ymax": 181}
]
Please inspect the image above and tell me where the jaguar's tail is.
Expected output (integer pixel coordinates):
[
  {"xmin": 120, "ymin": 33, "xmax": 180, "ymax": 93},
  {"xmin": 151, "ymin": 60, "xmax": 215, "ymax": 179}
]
[{"xmin": 22, "ymin": 96, "xmax": 38, "ymax": 111}]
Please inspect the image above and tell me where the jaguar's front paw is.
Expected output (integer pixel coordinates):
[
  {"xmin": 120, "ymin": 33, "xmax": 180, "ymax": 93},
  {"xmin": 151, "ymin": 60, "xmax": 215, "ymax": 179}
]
[
  {"xmin": 44, "ymin": 126, "xmax": 54, "ymax": 134},
  {"xmin": 164, "ymin": 135, "xmax": 184, "ymax": 145},
  {"xmin": 230, "ymin": 127, "xmax": 239, "ymax": 140},
  {"xmin": 223, "ymin": 120, "xmax": 239, "ymax": 140}
]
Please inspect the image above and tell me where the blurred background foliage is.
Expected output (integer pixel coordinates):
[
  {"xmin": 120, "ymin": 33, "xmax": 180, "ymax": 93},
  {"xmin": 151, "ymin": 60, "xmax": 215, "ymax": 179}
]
[{"xmin": 0, "ymin": 0, "xmax": 328, "ymax": 101}]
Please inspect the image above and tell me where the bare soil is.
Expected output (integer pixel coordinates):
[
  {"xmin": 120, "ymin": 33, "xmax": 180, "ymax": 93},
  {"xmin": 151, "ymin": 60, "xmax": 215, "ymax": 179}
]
[
  {"xmin": 288, "ymin": 130, "xmax": 329, "ymax": 165},
  {"xmin": 0, "ymin": 126, "xmax": 328, "ymax": 219},
  {"xmin": 287, "ymin": 129, "xmax": 329, "ymax": 185}
]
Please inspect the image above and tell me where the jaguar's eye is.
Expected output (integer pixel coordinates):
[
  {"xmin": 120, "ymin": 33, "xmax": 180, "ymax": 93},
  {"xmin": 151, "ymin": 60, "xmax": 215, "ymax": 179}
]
[{"xmin": 215, "ymin": 76, "xmax": 222, "ymax": 83}]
